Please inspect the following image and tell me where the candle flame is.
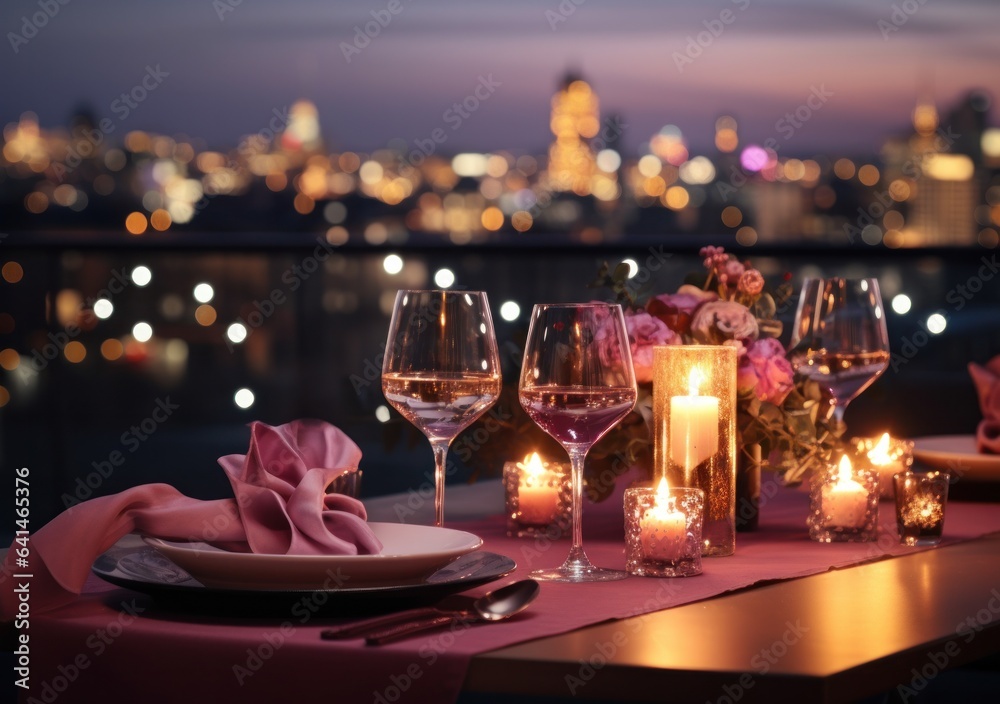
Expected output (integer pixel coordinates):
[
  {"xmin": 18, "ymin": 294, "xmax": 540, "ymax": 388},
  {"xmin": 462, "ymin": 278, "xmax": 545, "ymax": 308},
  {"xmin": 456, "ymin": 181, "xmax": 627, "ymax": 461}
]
[
  {"xmin": 835, "ymin": 454, "xmax": 854, "ymax": 484},
  {"xmin": 867, "ymin": 433, "xmax": 892, "ymax": 465},
  {"xmin": 521, "ymin": 452, "xmax": 545, "ymax": 477},
  {"xmin": 655, "ymin": 476, "xmax": 670, "ymax": 500},
  {"xmin": 653, "ymin": 477, "xmax": 677, "ymax": 515},
  {"xmin": 688, "ymin": 366, "xmax": 706, "ymax": 397}
]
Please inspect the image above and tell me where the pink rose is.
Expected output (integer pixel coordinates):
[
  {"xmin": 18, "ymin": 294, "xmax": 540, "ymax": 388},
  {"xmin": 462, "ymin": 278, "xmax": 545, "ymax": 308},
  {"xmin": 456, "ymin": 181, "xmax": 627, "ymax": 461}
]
[
  {"xmin": 738, "ymin": 269, "xmax": 764, "ymax": 296},
  {"xmin": 690, "ymin": 301, "xmax": 759, "ymax": 346},
  {"xmin": 738, "ymin": 338, "xmax": 795, "ymax": 405},
  {"xmin": 600, "ymin": 311, "xmax": 679, "ymax": 384},
  {"xmin": 646, "ymin": 285, "xmax": 718, "ymax": 334}
]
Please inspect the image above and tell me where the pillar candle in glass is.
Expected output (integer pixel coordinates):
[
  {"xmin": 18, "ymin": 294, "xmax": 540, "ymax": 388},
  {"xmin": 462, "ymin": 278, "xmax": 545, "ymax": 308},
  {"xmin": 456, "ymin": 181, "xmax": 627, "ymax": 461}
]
[
  {"xmin": 853, "ymin": 433, "xmax": 914, "ymax": 499},
  {"xmin": 503, "ymin": 452, "xmax": 571, "ymax": 538},
  {"xmin": 808, "ymin": 455, "xmax": 879, "ymax": 542},
  {"xmin": 624, "ymin": 478, "xmax": 704, "ymax": 577},
  {"xmin": 653, "ymin": 345, "xmax": 737, "ymax": 556}
]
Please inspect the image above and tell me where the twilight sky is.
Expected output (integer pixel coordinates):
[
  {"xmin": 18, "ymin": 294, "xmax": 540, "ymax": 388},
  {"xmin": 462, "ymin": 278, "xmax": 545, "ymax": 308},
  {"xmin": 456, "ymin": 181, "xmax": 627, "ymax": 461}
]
[{"xmin": 2, "ymin": 0, "xmax": 998, "ymax": 156}]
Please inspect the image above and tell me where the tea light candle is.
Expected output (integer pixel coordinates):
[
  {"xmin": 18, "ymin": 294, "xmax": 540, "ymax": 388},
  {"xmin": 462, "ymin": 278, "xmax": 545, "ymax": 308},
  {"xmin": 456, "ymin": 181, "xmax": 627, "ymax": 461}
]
[
  {"xmin": 640, "ymin": 478, "xmax": 686, "ymax": 561},
  {"xmin": 669, "ymin": 367, "xmax": 719, "ymax": 471},
  {"xmin": 822, "ymin": 455, "xmax": 869, "ymax": 529},
  {"xmin": 517, "ymin": 453, "xmax": 560, "ymax": 526},
  {"xmin": 894, "ymin": 470, "xmax": 949, "ymax": 546}
]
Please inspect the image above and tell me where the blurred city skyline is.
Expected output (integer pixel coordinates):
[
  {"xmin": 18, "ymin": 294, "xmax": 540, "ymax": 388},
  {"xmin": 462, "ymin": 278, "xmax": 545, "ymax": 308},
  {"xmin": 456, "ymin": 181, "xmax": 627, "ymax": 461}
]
[{"xmin": 3, "ymin": 0, "xmax": 999, "ymax": 155}]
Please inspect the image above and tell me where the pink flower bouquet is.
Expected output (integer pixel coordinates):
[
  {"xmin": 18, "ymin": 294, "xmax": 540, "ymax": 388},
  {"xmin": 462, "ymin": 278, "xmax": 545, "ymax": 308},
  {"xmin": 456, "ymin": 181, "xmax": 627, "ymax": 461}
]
[{"xmin": 587, "ymin": 246, "xmax": 844, "ymax": 491}]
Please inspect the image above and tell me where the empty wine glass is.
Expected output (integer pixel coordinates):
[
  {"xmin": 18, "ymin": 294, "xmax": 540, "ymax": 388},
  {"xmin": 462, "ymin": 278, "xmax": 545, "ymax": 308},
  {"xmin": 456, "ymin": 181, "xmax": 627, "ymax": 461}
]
[
  {"xmin": 518, "ymin": 303, "xmax": 637, "ymax": 582},
  {"xmin": 789, "ymin": 277, "xmax": 890, "ymax": 428},
  {"xmin": 382, "ymin": 290, "xmax": 502, "ymax": 527}
]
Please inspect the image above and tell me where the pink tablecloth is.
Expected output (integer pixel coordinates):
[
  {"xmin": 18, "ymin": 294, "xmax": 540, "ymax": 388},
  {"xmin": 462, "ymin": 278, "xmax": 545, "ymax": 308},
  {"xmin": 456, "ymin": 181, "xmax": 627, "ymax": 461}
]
[{"xmin": 20, "ymin": 486, "xmax": 1000, "ymax": 704}]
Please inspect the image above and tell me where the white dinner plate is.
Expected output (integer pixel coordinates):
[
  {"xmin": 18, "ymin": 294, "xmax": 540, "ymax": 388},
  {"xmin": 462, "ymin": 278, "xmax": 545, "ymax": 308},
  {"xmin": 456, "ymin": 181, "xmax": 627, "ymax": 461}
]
[
  {"xmin": 145, "ymin": 523, "xmax": 482, "ymax": 590},
  {"xmin": 912, "ymin": 434, "xmax": 1000, "ymax": 481}
]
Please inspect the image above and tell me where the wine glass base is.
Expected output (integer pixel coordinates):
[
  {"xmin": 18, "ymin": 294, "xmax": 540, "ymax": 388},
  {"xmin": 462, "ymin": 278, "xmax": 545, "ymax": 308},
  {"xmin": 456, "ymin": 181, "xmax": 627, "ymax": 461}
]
[{"xmin": 530, "ymin": 564, "xmax": 628, "ymax": 583}]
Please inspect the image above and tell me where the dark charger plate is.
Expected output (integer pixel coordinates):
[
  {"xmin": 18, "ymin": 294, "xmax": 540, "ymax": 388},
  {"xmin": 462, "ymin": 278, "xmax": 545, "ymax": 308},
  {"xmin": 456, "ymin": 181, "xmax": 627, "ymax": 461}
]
[{"xmin": 91, "ymin": 536, "xmax": 516, "ymax": 617}]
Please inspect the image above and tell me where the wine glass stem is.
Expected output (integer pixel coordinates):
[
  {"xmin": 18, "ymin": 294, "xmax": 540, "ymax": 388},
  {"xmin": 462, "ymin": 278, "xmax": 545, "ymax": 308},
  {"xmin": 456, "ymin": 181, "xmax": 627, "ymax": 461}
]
[
  {"xmin": 832, "ymin": 401, "xmax": 847, "ymax": 428},
  {"xmin": 567, "ymin": 447, "xmax": 588, "ymax": 562},
  {"xmin": 430, "ymin": 441, "xmax": 449, "ymax": 527}
]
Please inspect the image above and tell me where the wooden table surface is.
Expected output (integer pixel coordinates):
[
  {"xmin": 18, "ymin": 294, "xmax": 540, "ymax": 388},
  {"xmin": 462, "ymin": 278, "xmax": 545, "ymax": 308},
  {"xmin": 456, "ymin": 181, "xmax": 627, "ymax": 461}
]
[{"xmin": 465, "ymin": 532, "xmax": 1000, "ymax": 703}]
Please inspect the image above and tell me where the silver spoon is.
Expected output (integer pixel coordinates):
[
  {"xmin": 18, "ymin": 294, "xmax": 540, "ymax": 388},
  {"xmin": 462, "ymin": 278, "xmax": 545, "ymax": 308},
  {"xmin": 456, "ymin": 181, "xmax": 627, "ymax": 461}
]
[{"xmin": 364, "ymin": 579, "xmax": 540, "ymax": 645}]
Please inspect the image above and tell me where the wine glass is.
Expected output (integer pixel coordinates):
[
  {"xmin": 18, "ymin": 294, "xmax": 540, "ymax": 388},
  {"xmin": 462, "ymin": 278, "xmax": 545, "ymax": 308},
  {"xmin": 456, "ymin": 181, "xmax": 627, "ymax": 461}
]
[
  {"xmin": 789, "ymin": 277, "xmax": 890, "ymax": 428},
  {"xmin": 518, "ymin": 303, "xmax": 637, "ymax": 582},
  {"xmin": 382, "ymin": 290, "xmax": 501, "ymax": 527}
]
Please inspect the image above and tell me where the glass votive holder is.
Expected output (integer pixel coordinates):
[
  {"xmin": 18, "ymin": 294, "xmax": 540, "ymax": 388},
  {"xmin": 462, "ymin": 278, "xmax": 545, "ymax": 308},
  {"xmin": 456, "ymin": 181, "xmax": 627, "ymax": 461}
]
[
  {"xmin": 624, "ymin": 483, "xmax": 704, "ymax": 577},
  {"xmin": 808, "ymin": 456, "xmax": 879, "ymax": 543},
  {"xmin": 852, "ymin": 434, "xmax": 914, "ymax": 499},
  {"xmin": 503, "ymin": 454, "xmax": 571, "ymax": 538},
  {"xmin": 894, "ymin": 470, "xmax": 949, "ymax": 546}
]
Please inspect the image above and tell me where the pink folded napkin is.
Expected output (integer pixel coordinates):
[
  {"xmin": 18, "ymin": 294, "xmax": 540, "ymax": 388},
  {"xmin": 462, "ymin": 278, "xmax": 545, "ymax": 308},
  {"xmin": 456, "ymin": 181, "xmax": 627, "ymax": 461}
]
[
  {"xmin": 969, "ymin": 357, "xmax": 1000, "ymax": 454},
  {"xmin": 1, "ymin": 419, "xmax": 381, "ymax": 620}
]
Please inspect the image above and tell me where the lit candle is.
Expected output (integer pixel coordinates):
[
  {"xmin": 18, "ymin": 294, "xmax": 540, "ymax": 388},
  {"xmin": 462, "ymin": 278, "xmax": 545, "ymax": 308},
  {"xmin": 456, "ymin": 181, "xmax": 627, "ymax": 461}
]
[
  {"xmin": 866, "ymin": 432, "xmax": 906, "ymax": 497},
  {"xmin": 640, "ymin": 478, "xmax": 687, "ymax": 561},
  {"xmin": 822, "ymin": 456, "xmax": 869, "ymax": 529},
  {"xmin": 517, "ymin": 453, "xmax": 560, "ymax": 526},
  {"xmin": 669, "ymin": 366, "xmax": 719, "ymax": 472}
]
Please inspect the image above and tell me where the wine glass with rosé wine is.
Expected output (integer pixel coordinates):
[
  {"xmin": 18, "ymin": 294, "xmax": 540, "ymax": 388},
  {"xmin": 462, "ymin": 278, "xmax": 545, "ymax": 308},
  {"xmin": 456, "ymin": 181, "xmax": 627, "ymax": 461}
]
[
  {"xmin": 382, "ymin": 290, "xmax": 502, "ymax": 527},
  {"xmin": 518, "ymin": 303, "xmax": 637, "ymax": 582},
  {"xmin": 790, "ymin": 277, "xmax": 890, "ymax": 430}
]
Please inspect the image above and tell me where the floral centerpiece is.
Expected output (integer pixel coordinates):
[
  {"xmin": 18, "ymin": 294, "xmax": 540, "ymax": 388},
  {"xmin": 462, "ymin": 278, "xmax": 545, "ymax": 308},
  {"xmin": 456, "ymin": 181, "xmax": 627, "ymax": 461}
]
[{"xmin": 585, "ymin": 246, "xmax": 844, "ymax": 499}]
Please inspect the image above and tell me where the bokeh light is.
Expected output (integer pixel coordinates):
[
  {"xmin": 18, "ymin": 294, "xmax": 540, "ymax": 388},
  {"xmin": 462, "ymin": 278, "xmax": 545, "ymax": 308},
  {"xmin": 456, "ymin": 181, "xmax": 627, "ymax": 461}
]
[
  {"xmin": 131, "ymin": 265, "xmax": 152, "ymax": 287},
  {"xmin": 891, "ymin": 294, "xmax": 912, "ymax": 315},
  {"xmin": 2, "ymin": 262, "xmax": 24, "ymax": 284},
  {"xmin": 64, "ymin": 341, "xmax": 86, "ymax": 363},
  {"xmin": 195, "ymin": 304, "xmax": 217, "ymax": 326},
  {"xmin": 227, "ymin": 323, "xmax": 248, "ymax": 344},
  {"xmin": 499, "ymin": 301, "xmax": 520, "ymax": 321},
  {"xmin": 93, "ymin": 298, "xmax": 114, "ymax": 319},
  {"xmin": 234, "ymin": 388, "xmax": 255, "ymax": 409},
  {"xmin": 434, "ymin": 269, "xmax": 456, "ymax": 288},
  {"xmin": 382, "ymin": 254, "xmax": 404, "ymax": 275},
  {"xmin": 926, "ymin": 313, "xmax": 947, "ymax": 334}
]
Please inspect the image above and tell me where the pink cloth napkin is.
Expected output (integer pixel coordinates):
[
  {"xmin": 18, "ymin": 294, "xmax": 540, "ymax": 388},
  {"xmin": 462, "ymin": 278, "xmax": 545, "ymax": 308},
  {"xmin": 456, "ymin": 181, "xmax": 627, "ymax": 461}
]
[
  {"xmin": 969, "ymin": 357, "xmax": 1000, "ymax": 453},
  {"xmin": 1, "ymin": 419, "xmax": 381, "ymax": 621}
]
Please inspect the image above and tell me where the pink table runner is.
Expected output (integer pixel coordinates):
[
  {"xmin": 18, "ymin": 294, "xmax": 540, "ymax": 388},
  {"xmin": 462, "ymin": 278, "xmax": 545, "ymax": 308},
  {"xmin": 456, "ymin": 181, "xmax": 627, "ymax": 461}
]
[{"xmin": 21, "ymin": 486, "xmax": 1000, "ymax": 704}]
